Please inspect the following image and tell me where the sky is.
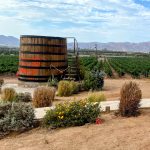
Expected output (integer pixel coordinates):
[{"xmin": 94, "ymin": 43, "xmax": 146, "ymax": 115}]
[{"xmin": 0, "ymin": 0, "xmax": 150, "ymax": 42}]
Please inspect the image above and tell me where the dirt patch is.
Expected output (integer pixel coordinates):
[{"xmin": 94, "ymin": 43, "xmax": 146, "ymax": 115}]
[
  {"xmin": 55, "ymin": 78, "xmax": 150, "ymax": 103},
  {"xmin": 0, "ymin": 109, "xmax": 150, "ymax": 150}
]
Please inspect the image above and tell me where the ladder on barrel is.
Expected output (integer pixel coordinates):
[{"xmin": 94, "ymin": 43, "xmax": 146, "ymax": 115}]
[{"xmin": 64, "ymin": 37, "xmax": 80, "ymax": 81}]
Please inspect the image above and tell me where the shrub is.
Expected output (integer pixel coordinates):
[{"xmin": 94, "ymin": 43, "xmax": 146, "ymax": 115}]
[
  {"xmin": 0, "ymin": 102, "xmax": 35, "ymax": 134},
  {"xmin": 69, "ymin": 81, "xmax": 79, "ymax": 94},
  {"xmin": 119, "ymin": 81, "xmax": 142, "ymax": 117},
  {"xmin": 87, "ymin": 92, "xmax": 106, "ymax": 103},
  {"xmin": 79, "ymin": 65, "xmax": 86, "ymax": 80},
  {"xmin": 47, "ymin": 76, "xmax": 58, "ymax": 87},
  {"xmin": 84, "ymin": 70, "xmax": 104, "ymax": 91},
  {"xmin": 33, "ymin": 86, "xmax": 55, "ymax": 108},
  {"xmin": 58, "ymin": 81, "xmax": 79, "ymax": 96},
  {"xmin": 15, "ymin": 92, "xmax": 32, "ymax": 102},
  {"xmin": 58, "ymin": 81, "xmax": 70, "ymax": 96},
  {"xmin": 43, "ymin": 100, "xmax": 100, "ymax": 128},
  {"xmin": 1, "ymin": 88, "xmax": 16, "ymax": 102}
]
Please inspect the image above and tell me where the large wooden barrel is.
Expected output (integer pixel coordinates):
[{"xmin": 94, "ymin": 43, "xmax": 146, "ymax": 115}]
[{"xmin": 18, "ymin": 35, "xmax": 67, "ymax": 82}]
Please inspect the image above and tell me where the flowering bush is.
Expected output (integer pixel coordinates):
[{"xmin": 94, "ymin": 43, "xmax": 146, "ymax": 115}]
[{"xmin": 43, "ymin": 100, "xmax": 100, "ymax": 128}]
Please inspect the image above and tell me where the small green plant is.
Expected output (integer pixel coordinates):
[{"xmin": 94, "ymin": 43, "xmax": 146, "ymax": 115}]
[
  {"xmin": 58, "ymin": 81, "xmax": 79, "ymax": 96},
  {"xmin": 33, "ymin": 86, "xmax": 55, "ymax": 108},
  {"xmin": 87, "ymin": 92, "xmax": 106, "ymax": 103},
  {"xmin": 15, "ymin": 92, "xmax": 32, "ymax": 102},
  {"xmin": 119, "ymin": 81, "xmax": 142, "ymax": 117},
  {"xmin": 1, "ymin": 88, "xmax": 16, "ymax": 102},
  {"xmin": 47, "ymin": 75, "xmax": 58, "ymax": 87},
  {"xmin": 0, "ymin": 102, "xmax": 35, "ymax": 134},
  {"xmin": 43, "ymin": 100, "xmax": 100, "ymax": 128}
]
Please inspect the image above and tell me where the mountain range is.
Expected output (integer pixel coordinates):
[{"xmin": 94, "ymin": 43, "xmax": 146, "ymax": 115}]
[
  {"xmin": 68, "ymin": 42, "xmax": 150, "ymax": 52},
  {"xmin": 0, "ymin": 35, "xmax": 19, "ymax": 47},
  {"xmin": 0, "ymin": 35, "xmax": 150, "ymax": 52}
]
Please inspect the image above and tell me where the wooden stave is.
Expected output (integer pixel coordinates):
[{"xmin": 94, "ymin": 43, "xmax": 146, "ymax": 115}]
[{"xmin": 19, "ymin": 36, "xmax": 67, "ymax": 81}]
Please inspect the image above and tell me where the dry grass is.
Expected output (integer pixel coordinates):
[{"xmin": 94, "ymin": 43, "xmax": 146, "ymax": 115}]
[
  {"xmin": 1, "ymin": 88, "xmax": 16, "ymax": 102},
  {"xmin": 32, "ymin": 86, "xmax": 55, "ymax": 108},
  {"xmin": 87, "ymin": 92, "xmax": 106, "ymax": 102},
  {"xmin": 58, "ymin": 81, "xmax": 79, "ymax": 96},
  {"xmin": 119, "ymin": 81, "xmax": 142, "ymax": 117}
]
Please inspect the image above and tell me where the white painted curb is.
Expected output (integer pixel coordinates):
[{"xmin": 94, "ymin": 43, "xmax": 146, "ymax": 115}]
[{"xmin": 34, "ymin": 99, "xmax": 150, "ymax": 119}]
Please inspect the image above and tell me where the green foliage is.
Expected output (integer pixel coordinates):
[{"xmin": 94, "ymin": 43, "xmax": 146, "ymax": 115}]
[
  {"xmin": 119, "ymin": 81, "xmax": 142, "ymax": 117},
  {"xmin": 79, "ymin": 57, "xmax": 112, "ymax": 78},
  {"xmin": 102, "ymin": 60, "xmax": 113, "ymax": 77},
  {"xmin": 43, "ymin": 100, "xmax": 100, "ymax": 128},
  {"xmin": 79, "ymin": 57, "xmax": 100, "ymax": 71},
  {"xmin": 109, "ymin": 57, "xmax": 150, "ymax": 78},
  {"xmin": 0, "ymin": 55, "xmax": 18, "ymax": 74},
  {"xmin": 87, "ymin": 92, "xmax": 106, "ymax": 103},
  {"xmin": 84, "ymin": 70, "xmax": 104, "ymax": 90},
  {"xmin": 0, "ymin": 102, "xmax": 35, "ymax": 133},
  {"xmin": 15, "ymin": 92, "xmax": 32, "ymax": 102},
  {"xmin": 58, "ymin": 81, "xmax": 79, "ymax": 96},
  {"xmin": 0, "ymin": 47, "xmax": 19, "ymax": 55},
  {"xmin": 33, "ymin": 86, "xmax": 55, "ymax": 108},
  {"xmin": 1, "ymin": 88, "xmax": 17, "ymax": 102}
]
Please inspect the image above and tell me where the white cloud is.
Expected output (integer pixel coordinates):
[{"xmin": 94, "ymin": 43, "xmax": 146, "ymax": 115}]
[{"xmin": 0, "ymin": 0, "xmax": 150, "ymax": 42}]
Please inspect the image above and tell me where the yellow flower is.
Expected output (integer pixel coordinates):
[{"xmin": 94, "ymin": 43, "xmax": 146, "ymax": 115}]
[{"xmin": 60, "ymin": 116, "xmax": 64, "ymax": 119}]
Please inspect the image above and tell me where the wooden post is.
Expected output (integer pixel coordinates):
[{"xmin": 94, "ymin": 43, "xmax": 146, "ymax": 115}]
[{"xmin": 106, "ymin": 106, "xmax": 110, "ymax": 113}]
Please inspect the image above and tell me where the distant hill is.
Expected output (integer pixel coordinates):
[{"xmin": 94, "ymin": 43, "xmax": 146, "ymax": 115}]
[
  {"xmin": 0, "ymin": 35, "xmax": 150, "ymax": 52},
  {"xmin": 0, "ymin": 35, "xmax": 19, "ymax": 47},
  {"xmin": 68, "ymin": 42, "xmax": 150, "ymax": 52}
]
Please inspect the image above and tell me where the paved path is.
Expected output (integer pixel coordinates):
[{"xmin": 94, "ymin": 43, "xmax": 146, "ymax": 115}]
[{"xmin": 35, "ymin": 99, "xmax": 150, "ymax": 119}]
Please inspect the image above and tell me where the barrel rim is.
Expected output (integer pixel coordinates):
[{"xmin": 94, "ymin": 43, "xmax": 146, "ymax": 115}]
[
  {"xmin": 20, "ymin": 59, "xmax": 67, "ymax": 62},
  {"xmin": 18, "ymin": 77, "xmax": 48, "ymax": 82},
  {"xmin": 19, "ymin": 65, "xmax": 67, "ymax": 69},
  {"xmin": 20, "ymin": 51, "xmax": 66, "ymax": 55},
  {"xmin": 20, "ymin": 35, "xmax": 66, "ymax": 40}
]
